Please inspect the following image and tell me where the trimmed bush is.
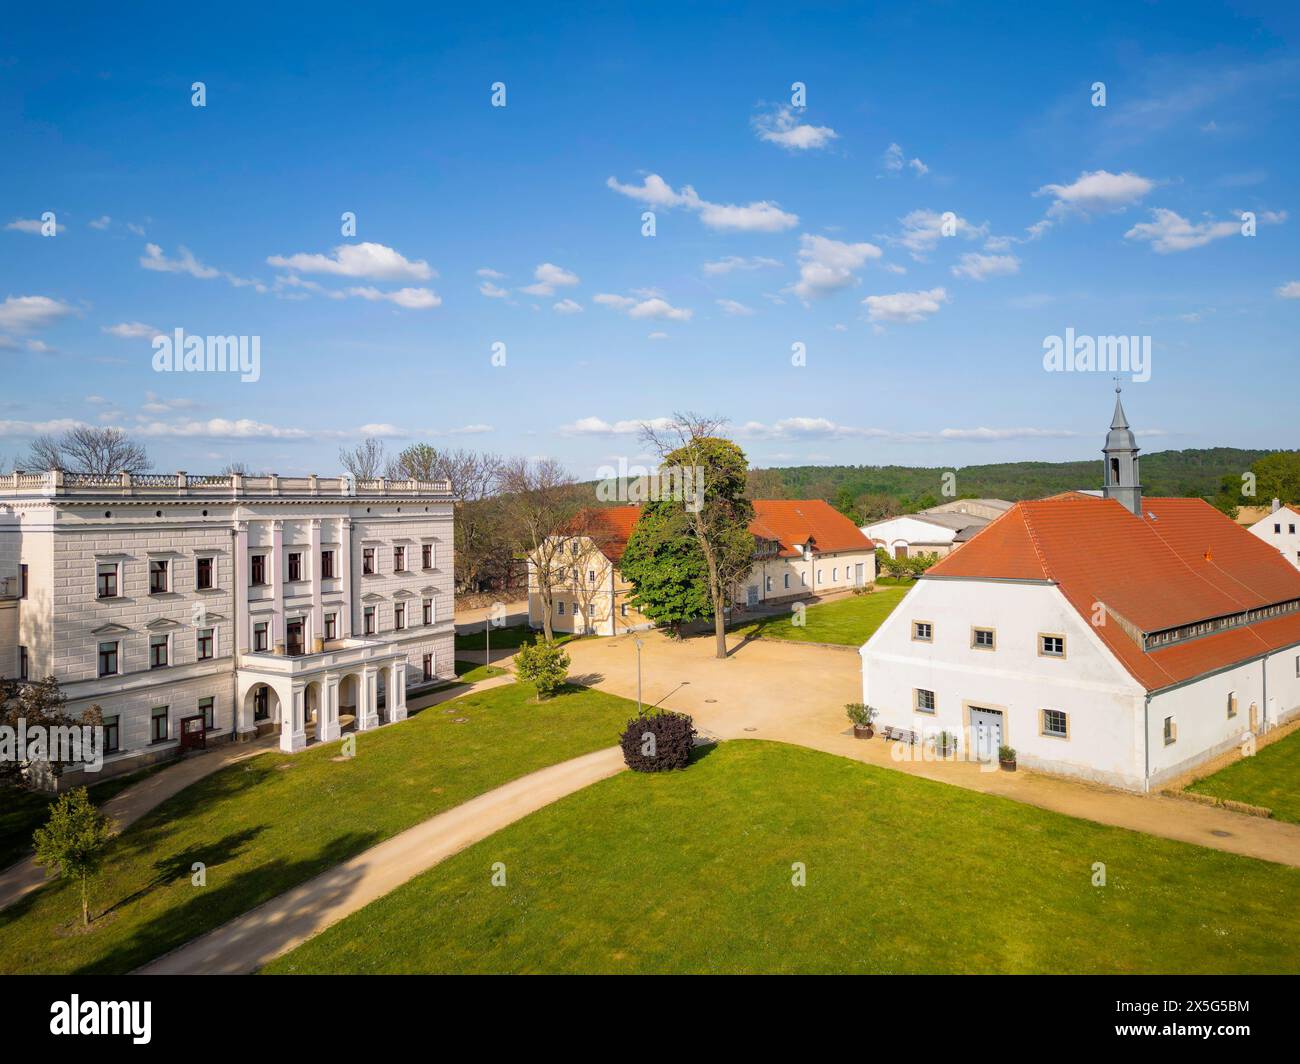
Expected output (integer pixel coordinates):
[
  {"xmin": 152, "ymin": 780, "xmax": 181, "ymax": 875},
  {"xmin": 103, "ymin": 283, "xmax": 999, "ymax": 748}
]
[
  {"xmin": 620, "ymin": 711, "xmax": 696, "ymax": 772},
  {"xmin": 513, "ymin": 641, "xmax": 571, "ymax": 700}
]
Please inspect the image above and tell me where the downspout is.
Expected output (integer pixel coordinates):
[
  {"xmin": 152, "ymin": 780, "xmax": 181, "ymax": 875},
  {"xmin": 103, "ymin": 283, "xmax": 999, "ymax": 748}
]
[
  {"xmin": 1262, "ymin": 654, "xmax": 1268, "ymax": 732},
  {"xmin": 1142, "ymin": 692, "xmax": 1151, "ymax": 793}
]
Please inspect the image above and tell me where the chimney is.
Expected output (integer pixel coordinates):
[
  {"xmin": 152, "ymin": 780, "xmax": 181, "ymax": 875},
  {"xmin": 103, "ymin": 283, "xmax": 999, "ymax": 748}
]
[{"xmin": 1272, "ymin": 498, "xmax": 1281, "ymax": 513}]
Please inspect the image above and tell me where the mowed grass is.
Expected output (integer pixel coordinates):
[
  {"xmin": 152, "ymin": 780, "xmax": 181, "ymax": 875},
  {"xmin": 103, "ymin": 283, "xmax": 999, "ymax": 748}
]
[
  {"xmin": 268, "ymin": 741, "xmax": 1300, "ymax": 975},
  {"xmin": 454, "ymin": 624, "xmax": 576, "ymax": 652},
  {"xmin": 0, "ymin": 681, "xmax": 634, "ymax": 975},
  {"xmin": 732, "ymin": 586, "xmax": 910, "ymax": 646},
  {"xmin": 453, "ymin": 660, "xmax": 507, "ymax": 683},
  {"xmin": 1187, "ymin": 726, "xmax": 1300, "ymax": 824}
]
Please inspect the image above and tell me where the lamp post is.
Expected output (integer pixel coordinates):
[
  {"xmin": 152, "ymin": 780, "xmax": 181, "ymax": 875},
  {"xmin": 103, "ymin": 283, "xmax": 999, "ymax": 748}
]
[
  {"xmin": 484, "ymin": 615, "xmax": 490, "ymax": 670},
  {"xmin": 634, "ymin": 637, "xmax": 644, "ymax": 716}
]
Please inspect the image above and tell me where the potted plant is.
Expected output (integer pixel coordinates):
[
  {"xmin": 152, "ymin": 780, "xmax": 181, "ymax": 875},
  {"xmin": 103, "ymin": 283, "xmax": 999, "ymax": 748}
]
[
  {"xmin": 846, "ymin": 703, "xmax": 878, "ymax": 739},
  {"xmin": 998, "ymin": 745, "xmax": 1017, "ymax": 772}
]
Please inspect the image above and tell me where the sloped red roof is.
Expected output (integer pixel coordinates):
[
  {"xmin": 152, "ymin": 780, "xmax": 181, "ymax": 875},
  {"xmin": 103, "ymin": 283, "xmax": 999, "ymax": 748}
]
[
  {"xmin": 583, "ymin": 498, "xmax": 871, "ymax": 564},
  {"xmin": 927, "ymin": 493, "xmax": 1300, "ymax": 691}
]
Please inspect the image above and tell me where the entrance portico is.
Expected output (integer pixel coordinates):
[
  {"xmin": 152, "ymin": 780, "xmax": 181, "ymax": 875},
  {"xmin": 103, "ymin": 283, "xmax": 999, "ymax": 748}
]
[{"xmin": 236, "ymin": 637, "xmax": 409, "ymax": 753}]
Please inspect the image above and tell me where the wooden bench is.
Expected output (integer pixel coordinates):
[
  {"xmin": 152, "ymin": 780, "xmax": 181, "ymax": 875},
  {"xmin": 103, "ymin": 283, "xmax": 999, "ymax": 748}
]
[{"xmin": 881, "ymin": 725, "xmax": 919, "ymax": 745}]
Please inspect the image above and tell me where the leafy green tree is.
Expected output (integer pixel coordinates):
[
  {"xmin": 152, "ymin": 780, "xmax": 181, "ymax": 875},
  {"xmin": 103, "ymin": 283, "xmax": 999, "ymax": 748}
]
[
  {"xmin": 1251, "ymin": 452, "xmax": 1300, "ymax": 506},
  {"xmin": 643, "ymin": 415, "xmax": 755, "ymax": 659},
  {"xmin": 513, "ymin": 641, "xmax": 571, "ymax": 701},
  {"xmin": 33, "ymin": 788, "xmax": 114, "ymax": 927},
  {"xmin": 620, "ymin": 502, "xmax": 713, "ymax": 636}
]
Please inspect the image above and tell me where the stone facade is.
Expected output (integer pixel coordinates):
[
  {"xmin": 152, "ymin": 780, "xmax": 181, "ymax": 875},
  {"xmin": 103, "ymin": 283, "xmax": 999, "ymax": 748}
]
[{"xmin": 0, "ymin": 471, "xmax": 456, "ymax": 781}]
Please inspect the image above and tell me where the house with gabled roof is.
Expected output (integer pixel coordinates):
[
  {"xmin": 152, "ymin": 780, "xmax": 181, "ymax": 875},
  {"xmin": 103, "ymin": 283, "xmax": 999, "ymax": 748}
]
[
  {"xmin": 860, "ymin": 389, "xmax": 1300, "ymax": 791},
  {"xmin": 529, "ymin": 498, "xmax": 876, "ymax": 636},
  {"xmin": 1246, "ymin": 500, "xmax": 1300, "ymax": 572}
]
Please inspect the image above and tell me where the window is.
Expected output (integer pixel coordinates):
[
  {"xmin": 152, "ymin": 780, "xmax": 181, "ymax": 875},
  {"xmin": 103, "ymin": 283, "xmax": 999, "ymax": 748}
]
[
  {"xmin": 588, "ymin": 569, "xmax": 596, "ymax": 585},
  {"xmin": 96, "ymin": 562, "xmax": 119, "ymax": 599},
  {"xmin": 912, "ymin": 621, "xmax": 933, "ymax": 642},
  {"xmin": 1164, "ymin": 716, "xmax": 1177, "ymax": 745},
  {"xmin": 324, "ymin": 613, "xmax": 337, "ymax": 640},
  {"xmin": 364, "ymin": 606, "xmax": 375, "ymax": 635},
  {"xmin": 196, "ymin": 557, "xmax": 214, "ymax": 590},
  {"xmin": 422, "ymin": 598, "xmax": 432, "ymax": 625},
  {"xmin": 817, "ymin": 569, "xmax": 823, "ymax": 584},
  {"xmin": 321, "ymin": 550, "xmax": 335, "ymax": 579},
  {"xmin": 620, "ymin": 603, "xmax": 628, "ymax": 618},
  {"xmin": 150, "ymin": 706, "xmax": 169, "ymax": 744},
  {"xmin": 422, "ymin": 543, "xmax": 433, "ymax": 569},
  {"xmin": 19, "ymin": 563, "xmax": 28, "ymax": 599},
  {"xmin": 393, "ymin": 546, "xmax": 406, "ymax": 573},
  {"xmin": 1274, "ymin": 523, "xmax": 1282, "ymax": 534},
  {"xmin": 196, "ymin": 627, "xmax": 214, "ymax": 661},
  {"xmin": 1039, "ymin": 634, "xmax": 1065, "ymax": 657},
  {"xmin": 915, "ymin": 689, "xmax": 936, "ymax": 713},
  {"xmin": 1042, "ymin": 709, "xmax": 1068, "ymax": 738},
  {"xmin": 422, "ymin": 654, "xmax": 433, "ymax": 682},
  {"xmin": 972, "ymin": 627, "xmax": 996, "ymax": 650},
  {"xmin": 1291, "ymin": 524, "xmax": 1297, "ymax": 535},
  {"xmin": 253, "ymin": 621, "xmax": 269, "ymax": 651},
  {"xmin": 18, "ymin": 645, "xmax": 28, "ymax": 681},
  {"xmin": 363, "ymin": 548, "xmax": 375, "ymax": 575},
  {"xmin": 250, "ymin": 554, "xmax": 267, "ymax": 586},
  {"xmin": 287, "ymin": 552, "xmax": 302, "ymax": 582},
  {"xmin": 1227, "ymin": 692, "xmax": 1238, "ymax": 719},
  {"xmin": 199, "ymin": 696, "xmax": 215, "ymax": 730},
  {"xmin": 254, "ymin": 687, "xmax": 270, "ymax": 721},
  {"xmin": 102, "ymin": 714, "xmax": 120, "ymax": 754},
  {"xmin": 765, "ymin": 575, "xmax": 772, "ymax": 592},
  {"xmin": 800, "ymin": 571, "xmax": 807, "ymax": 587},
  {"xmin": 783, "ymin": 573, "xmax": 790, "ymax": 589},
  {"xmin": 833, "ymin": 567, "xmax": 839, "ymax": 581},
  {"xmin": 98, "ymin": 641, "xmax": 119, "ymax": 677},
  {"xmin": 394, "ymin": 603, "xmax": 406, "ymax": 630},
  {"xmin": 557, "ymin": 601, "xmax": 565, "ymax": 616},
  {"xmin": 149, "ymin": 559, "xmax": 169, "ymax": 594},
  {"xmin": 149, "ymin": 634, "xmax": 169, "ymax": 669}
]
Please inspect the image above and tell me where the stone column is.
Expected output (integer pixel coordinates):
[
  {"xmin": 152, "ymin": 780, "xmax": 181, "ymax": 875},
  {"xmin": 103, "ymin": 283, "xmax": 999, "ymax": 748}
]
[
  {"xmin": 319, "ymin": 673, "xmax": 341, "ymax": 743},
  {"xmin": 389, "ymin": 659, "xmax": 408, "ymax": 722},
  {"xmin": 234, "ymin": 522, "xmax": 250, "ymax": 654},
  {"xmin": 280, "ymin": 681, "xmax": 307, "ymax": 752},
  {"xmin": 356, "ymin": 666, "xmax": 379, "ymax": 730},
  {"xmin": 309, "ymin": 518, "xmax": 324, "ymax": 651},
  {"xmin": 271, "ymin": 520, "xmax": 286, "ymax": 653},
  {"xmin": 339, "ymin": 517, "xmax": 354, "ymax": 638}
]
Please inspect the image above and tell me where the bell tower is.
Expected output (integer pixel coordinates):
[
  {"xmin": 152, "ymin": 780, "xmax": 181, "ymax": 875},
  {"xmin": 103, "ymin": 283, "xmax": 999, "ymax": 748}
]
[{"xmin": 1102, "ymin": 382, "xmax": 1142, "ymax": 515}]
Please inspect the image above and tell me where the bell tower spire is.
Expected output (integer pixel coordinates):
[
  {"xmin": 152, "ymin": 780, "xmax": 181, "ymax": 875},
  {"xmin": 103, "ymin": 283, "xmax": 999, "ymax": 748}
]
[{"xmin": 1102, "ymin": 380, "xmax": 1142, "ymax": 515}]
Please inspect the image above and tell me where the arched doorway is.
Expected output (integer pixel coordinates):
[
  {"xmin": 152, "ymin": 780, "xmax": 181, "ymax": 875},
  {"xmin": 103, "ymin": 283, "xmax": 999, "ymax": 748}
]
[
  {"xmin": 243, "ymin": 682, "xmax": 281, "ymax": 735},
  {"xmin": 303, "ymin": 680, "xmax": 322, "ymax": 741},
  {"xmin": 338, "ymin": 673, "xmax": 360, "ymax": 732}
]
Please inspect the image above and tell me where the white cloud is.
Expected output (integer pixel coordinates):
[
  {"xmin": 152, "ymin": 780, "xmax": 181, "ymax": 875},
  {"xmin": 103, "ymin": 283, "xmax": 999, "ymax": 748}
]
[
  {"xmin": 5, "ymin": 218, "xmax": 65, "ymax": 235},
  {"xmin": 88, "ymin": 216, "xmax": 112, "ymax": 230},
  {"xmin": 885, "ymin": 209, "xmax": 988, "ymax": 259},
  {"xmin": 1123, "ymin": 208, "xmax": 1247, "ymax": 253},
  {"xmin": 862, "ymin": 287, "xmax": 949, "ymax": 323},
  {"xmin": 477, "ymin": 267, "xmax": 506, "ymax": 279},
  {"xmin": 752, "ymin": 105, "xmax": 839, "ymax": 151},
  {"xmin": 559, "ymin": 416, "xmax": 676, "ymax": 436},
  {"xmin": 267, "ymin": 242, "xmax": 434, "ymax": 282},
  {"xmin": 134, "ymin": 417, "xmax": 313, "ymax": 440},
  {"xmin": 102, "ymin": 321, "xmax": 158, "ymax": 339},
  {"xmin": 951, "ymin": 252, "xmax": 1020, "ymax": 281},
  {"xmin": 552, "ymin": 298, "xmax": 583, "ymax": 314},
  {"xmin": 141, "ymin": 391, "xmax": 198, "ymax": 414},
  {"xmin": 701, "ymin": 255, "xmax": 782, "ymax": 275},
  {"xmin": 647, "ymin": 331, "xmax": 669, "ymax": 340},
  {"xmin": 0, "ymin": 295, "xmax": 77, "ymax": 331},
  {"xmin": 594, "ymin": 293, "xmax": 693, "ymax": 321},
  {"xmin": 140, "ymin": 243, "xmax": 221, "ymax": 279},
  {"xmin": 479, "ymin": 281, "xmax": 508, "ymax": 298},
  {"xmin": 716, "ymin": 298, "xmax": 754, "ymax": 316},
  {"xmin": 791, "ymin": 234, "xmax": 882, "ymax": 301},
  {"xmin": 346, "ymin": 286, "xmax": 442, "ymax": 309},
  {"xmin": 607, "ymin": 173, "xmax": 797, "ymax": 232},
  {"xmin": 881, "ymin": 143, "xmax": 928, "ymax": 175},
  {"xmin": 734, "ymin": 417, "xmax": 1087, "ymax": 443},
  {"xmin": 1277, "ymin": 281, "xmax": 1300, "ymax": 299},
  {"xmin": 519, "ymin": 262, "xmax": 580, "ymax": 296},
  {"xmin": 1035, "ymin": 169, "xmax": 1155, "ymax": 222}
]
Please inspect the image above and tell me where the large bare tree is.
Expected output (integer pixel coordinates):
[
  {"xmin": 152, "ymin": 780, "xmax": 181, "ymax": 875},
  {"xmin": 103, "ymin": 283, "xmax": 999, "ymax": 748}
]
[
  {"xmin": 338, "ymin": 437, "xmax": 388, "ymax": 479},
  {"xmin": 642, "ymin": 413, "xmax": 755, "ymax": 659},
  {"xmin": 499, "ymin": 456, "xmax": 582, "ymax": 642},
  {"xmin": 23, "ymin": 427, "xmax": 151, "ymax": 475}
]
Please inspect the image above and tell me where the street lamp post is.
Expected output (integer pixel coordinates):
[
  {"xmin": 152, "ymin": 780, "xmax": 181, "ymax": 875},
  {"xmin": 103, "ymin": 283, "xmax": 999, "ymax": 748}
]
[
  {"xmin": 634, "ymin": 637, "xmax": 644, "ymax": 716},
  {"xmin": 485, "ymin": 616, "xmax": 490, "ymax": 670}
]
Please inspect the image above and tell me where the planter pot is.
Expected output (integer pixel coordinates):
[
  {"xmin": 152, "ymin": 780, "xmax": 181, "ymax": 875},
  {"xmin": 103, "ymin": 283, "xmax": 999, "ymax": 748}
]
[
  {"xmin": 853, "ymin": 724, "xmax": 874, "ymax": 740},
  {"xmin": 999, "ymin": 758, "xmax": 1017, "ymax": 772}
]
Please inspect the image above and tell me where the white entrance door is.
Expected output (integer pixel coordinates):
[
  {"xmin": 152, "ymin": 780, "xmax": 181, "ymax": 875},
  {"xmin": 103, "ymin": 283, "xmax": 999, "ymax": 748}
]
[
  {"xmin": 969, "ymin": 707, "xmax": 1003, "ymax": 763},
  {"xmin": 746, "ymin": 585, "xmax": 759, "ymax": 607},
  {"xmin": 854, "ymin": 563, "xmax": 864, "ymax": 586}
]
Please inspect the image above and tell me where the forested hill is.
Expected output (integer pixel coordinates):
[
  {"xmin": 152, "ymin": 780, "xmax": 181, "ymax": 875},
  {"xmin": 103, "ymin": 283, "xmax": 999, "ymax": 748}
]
[{"xmin": 746, "ymin": 448, "xmax": 1276, "ymax": 516}]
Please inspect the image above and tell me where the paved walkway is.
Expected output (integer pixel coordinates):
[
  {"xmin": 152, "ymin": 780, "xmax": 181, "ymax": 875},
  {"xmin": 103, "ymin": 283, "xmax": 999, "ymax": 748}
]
[
  {"xmin": 563, "ymin": 628, "xmax": 1300, "ymax": 868},
  {"xmin": 0, "ymin": 735, "xmax": 277, "ymax": 912},
  {"xmin": 138, "ymin": 745, "xmax": 626, "ymax": 974}
]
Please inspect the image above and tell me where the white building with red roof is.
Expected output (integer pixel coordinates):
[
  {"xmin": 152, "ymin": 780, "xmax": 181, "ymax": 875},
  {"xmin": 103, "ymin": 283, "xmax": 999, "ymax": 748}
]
[
  {"xmin": 860, "ymin": 391, "xmax": 1300, "ymax": 791},
  {"xmin": 1246, "ymin": 501, "xmax": 1300, "ymax": 572}
]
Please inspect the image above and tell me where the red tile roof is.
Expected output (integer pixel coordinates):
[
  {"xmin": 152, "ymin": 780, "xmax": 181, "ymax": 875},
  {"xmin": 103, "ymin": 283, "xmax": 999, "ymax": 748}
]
[
  {"xmin": 927, "ymin": 494, "xmax": 1300, "ymax": 691},
  {"xmin": 582, "ymin": 499, "xmax": 872, "ymax": 564}
]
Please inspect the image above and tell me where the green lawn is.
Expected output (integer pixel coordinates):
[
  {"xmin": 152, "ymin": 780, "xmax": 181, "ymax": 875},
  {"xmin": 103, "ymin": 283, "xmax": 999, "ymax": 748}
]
[
  {"xmin": 268, "ymin": 740, "xmax": 1300, "ymax": 975},
  {"xmin": 454, "ymin": 624, "xmax": 576, "ymax": 652},
  {"xmin": 0, "ymin": 764, "xmax": 165, "ymax": 873},
  {"xmin": 0, "ymin": 681, "xmax": 635, "ymax": 975},
  {"xmin": 1187, "ymin": 726, "xmax": 1300, "ymax": 824},
  {"xmin": 731, "ymin": 586, "xmax": 910, "ymax": 646},
  {"xmin": 453, "ymin": 660, "xmax": 507, "ymax": 683}
]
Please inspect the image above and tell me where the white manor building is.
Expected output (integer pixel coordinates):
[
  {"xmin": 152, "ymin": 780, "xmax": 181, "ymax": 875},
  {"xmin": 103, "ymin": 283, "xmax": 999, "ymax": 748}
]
[
  {"xmin": 861, "ymin": 391, "xmax": 1300, "ymax": 792},
  {"xmin": 1246, "ymin": 500, "xmax": 1300, "ymax": 571},
  {"xmin": 0, "ymin": 470, "xmax": 456, "ymax": 782}
]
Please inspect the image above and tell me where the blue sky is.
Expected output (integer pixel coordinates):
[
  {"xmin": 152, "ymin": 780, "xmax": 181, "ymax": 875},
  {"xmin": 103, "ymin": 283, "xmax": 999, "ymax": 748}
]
[{"xmin": 2, "ymin": 1, "xmax": 1297, "ymax": 479}]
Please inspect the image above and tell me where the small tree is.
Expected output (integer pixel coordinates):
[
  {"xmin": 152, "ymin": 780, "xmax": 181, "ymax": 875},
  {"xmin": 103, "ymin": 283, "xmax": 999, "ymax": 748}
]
[
  {"xmin": 513, "ymin": 640, "xmax": 571, "ymax": 701},
  {"xmin": 33, "ymin": 788, "xmax": 114, "ymax": 927}
]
